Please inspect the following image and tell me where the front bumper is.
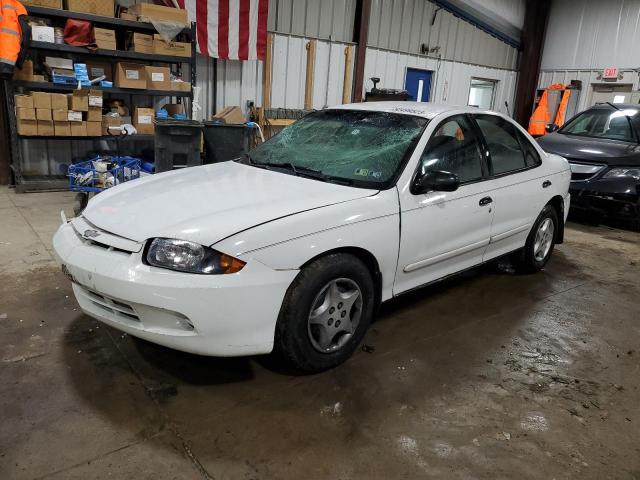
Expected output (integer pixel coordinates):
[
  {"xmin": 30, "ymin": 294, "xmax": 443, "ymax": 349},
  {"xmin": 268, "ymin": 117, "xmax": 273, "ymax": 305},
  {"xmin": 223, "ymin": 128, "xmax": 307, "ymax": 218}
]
[
  {"xmin": 569, "ymin": 178, "xmax": 639, "ymax": 222},
  {"xmin": 53, "ymin": 221, "xmax": 298, "ymax": 356}
]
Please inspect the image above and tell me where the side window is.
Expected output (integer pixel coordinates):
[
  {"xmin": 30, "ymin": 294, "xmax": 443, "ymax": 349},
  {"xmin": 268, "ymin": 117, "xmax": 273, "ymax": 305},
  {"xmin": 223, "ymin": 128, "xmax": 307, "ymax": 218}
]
[
  {"xmin": 419, "ymin": 115, "xmax": 483, "ymax": 184},
  {"xmin": 516, "ymin": 130, "xmax": 541, "ymax": 167},
  {"xmin": 475, "ymin": 115, "xmax": 527, "ymax": 175}
]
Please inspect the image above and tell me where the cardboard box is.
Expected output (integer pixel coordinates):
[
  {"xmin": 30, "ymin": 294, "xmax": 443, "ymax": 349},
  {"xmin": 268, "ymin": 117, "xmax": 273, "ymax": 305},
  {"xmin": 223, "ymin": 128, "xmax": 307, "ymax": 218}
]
[
  {"xmin": 119, "ymin": 11, "xmax": 137, "ymax": 21},
  {"xmin": 133, "ymin": 107, "xmax": 154, "ymax": 135},
  {"xmin": 67, "ymin": 111, "xmax": 83, "ymax": 122},
  {"xmin": 102, "ymin": 114, "xmax": 122, "ymax": 135},
  {"xmin": 171, "ymin": 80, "xmax": 191, "ymax": 92},
  {"xmin": 144, "ymin": 66, "xmax": 170, "ymax": 91},
  {"xmin": 15, "ymin": 95, "xmax": 34, "ymax": 109},
  {"xmin": 52, "ymin": 109, "xmax": 68, "ymax": 121},
  {"xmin": 213, "ymin": 106, "xmax": 245, "ymax": 125},
  {"xmin": 94, "ymin": 28, "xmax": 117, "ymax": 50},
  {"xmin": 86, "ymin": 60, "xmax": 112, "ymax": 81},
  {"xmin": 164, "ymin": 104, "xmax": 185, "ymax": 116},
  {"xmin": 13, "ymin": 60, "xmax": 34, "ymax": 81},
  {"xmin": 45, "ymin": 57, "xmax": 73, "ymax": 70},
  {"xmin": 17, "ymin": 119, "xmax": 38, "ymax": 136},
  {"xmin": 88, "ymin": 89, "xmax": 103, "ymax": 107},
  {"xmin": 129, "ymin": 32, "xmax": 153, "ymax": 54},
  {"xmin": 36, "ymin": 108, "xmax": 52, "ymax": 121},
  {"xmin": 54, "ymin": 121, "xmax": 71, "ymax": 136},
  {"xmin": 130, "ymin": 4, "xmax": 188, "ymax": 25},
  {"xmin": 33, "ymin": 74, "xmax": 46, "ymax": 82},
  {"xmin": 68, "ymin": 91, "xmax": 89, "ymax": 111},
  {"xmin": 31, "ymin": 92, "xmax": 51, "ymax": 109},
  {"xmin": 17, "ymin": 108, "xmax": 36, "ymax": 120},
  {"xmin": 37, "ymin": 120, "xmax": 54, "ymax": 136},
  {"xmin": 86, "ymin": 121, "xmax": 102, "ymax": 136},
  {"xmin": 71, "ymin": 121, "xmax": 87, "ymax": 136},
  {"xmin": 50, "ymin": 93, "xmax": 67, "ymax": 110},
  {"xmin": 22, "ymin": 0, "xmax": 61, "ymax": 6},
  {"xmin": 31, "ymin": 25, "xmax": 55, "ymax": 42},
  {"xmin": 87, "ymin": 106, "xmax": 102, "ymax": 122},
  {"xmin": 65, "ymin": 0, "xmax": 114, "ymax": 17},
  {"xmin": 114, "ymin": 62, "xmax": 146, "ymax": 89},
  {"xmin": 153, "ymin": 35, "xmax": 191, "ymax": 57}
]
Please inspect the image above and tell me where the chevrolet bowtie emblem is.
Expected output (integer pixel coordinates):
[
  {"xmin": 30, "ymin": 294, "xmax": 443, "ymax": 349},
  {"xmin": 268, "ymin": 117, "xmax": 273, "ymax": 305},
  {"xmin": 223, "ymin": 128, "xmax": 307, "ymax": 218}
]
[{"xmin": 83, "ymin": 229, "xmax": 100, "ymax": 238}]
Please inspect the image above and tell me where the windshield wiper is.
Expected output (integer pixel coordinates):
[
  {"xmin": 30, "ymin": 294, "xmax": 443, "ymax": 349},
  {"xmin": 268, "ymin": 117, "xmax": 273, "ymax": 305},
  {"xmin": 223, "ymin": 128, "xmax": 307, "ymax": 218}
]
[{"xmin": 248, "ymin": 159, "xmax": 354, "ymax": 185}]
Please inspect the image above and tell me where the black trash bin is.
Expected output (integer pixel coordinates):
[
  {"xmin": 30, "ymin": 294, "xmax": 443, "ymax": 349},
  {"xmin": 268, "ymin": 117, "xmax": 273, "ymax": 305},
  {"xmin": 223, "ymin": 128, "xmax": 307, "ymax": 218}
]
[
  {"xmin": 154, "ymin": 120, "xmax": 203, "ymax": 173},
  {"xmin": 203, "ymin": 121, "xmax": 254, "ymax": 164}
]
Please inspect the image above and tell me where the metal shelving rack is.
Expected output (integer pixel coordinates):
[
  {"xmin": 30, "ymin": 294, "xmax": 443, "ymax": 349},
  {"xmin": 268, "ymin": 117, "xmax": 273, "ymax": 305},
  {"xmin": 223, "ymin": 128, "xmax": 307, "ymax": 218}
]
[{"xmin": 3, "ymin": 6, "xmax": 197, "ymax": 192}]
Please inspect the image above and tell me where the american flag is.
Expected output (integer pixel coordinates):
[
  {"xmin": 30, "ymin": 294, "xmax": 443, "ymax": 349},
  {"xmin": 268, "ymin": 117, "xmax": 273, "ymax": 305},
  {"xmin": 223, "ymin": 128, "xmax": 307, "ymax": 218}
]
[{"xmin": 177, "ymin": 0, "xmax": 269, "ymax": 60}]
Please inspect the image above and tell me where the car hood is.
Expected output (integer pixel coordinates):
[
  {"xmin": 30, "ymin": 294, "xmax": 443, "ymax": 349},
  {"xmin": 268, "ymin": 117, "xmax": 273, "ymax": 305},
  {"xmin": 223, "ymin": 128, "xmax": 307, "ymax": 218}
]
[
  {"xmin": 537, "ymin": 133, "xmax": 640, "ymax": 166},
  {"xmin": 82, "ymin": 161, "xmax": 378, "ymax": 245}
]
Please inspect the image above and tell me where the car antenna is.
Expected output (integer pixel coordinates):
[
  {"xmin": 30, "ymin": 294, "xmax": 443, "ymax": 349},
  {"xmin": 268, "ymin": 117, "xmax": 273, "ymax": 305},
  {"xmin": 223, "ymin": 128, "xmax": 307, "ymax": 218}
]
[{"xmin": 606, "ymin": 102, "xmax": 622, "ymax": 111}]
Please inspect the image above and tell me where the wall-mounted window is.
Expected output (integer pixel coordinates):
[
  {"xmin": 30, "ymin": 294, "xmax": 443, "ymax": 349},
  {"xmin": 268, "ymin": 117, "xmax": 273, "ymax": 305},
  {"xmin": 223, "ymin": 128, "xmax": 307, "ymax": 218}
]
[{"xmin": 468, "ymin": 78, "xmax": 497, "ymax": 110}]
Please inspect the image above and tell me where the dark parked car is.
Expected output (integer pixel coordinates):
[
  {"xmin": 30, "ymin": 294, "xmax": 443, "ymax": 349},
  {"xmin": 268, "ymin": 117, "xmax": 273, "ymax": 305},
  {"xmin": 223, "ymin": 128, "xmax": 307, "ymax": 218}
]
[{"xmin": 537, "ymin": 103, "xmax": 640, "ymax": 229}]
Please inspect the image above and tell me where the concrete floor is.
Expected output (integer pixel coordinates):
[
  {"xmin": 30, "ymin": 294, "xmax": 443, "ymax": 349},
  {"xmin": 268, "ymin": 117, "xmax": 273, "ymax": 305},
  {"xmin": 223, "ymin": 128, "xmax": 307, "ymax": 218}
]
[{"xmin": 1, "ymin": 185, "xmax": 639, "ymax": 480}]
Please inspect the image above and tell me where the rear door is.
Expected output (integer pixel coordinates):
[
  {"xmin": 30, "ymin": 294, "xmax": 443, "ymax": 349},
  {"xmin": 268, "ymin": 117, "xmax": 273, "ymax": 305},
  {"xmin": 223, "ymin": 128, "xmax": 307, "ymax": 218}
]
[{"xmin": 471, "ymin": 114, "xmax": 550, "ymax": 260}]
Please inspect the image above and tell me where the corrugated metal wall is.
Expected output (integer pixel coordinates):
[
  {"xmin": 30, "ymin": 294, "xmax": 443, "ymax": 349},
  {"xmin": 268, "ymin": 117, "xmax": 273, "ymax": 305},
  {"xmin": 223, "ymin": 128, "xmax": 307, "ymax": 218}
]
[
  {"xmin": 365, "ymin": 47, "xmax": 518, "ymax": 114},
  {"xmin": 267, "ymin": 0, "xmax": 357, "ymax": 42},
  {"xmin": 538, "ymin": 69, "xmax": 640, "ymax": 114},
  {"xmin": 368, "ymin": 0, "xmax": 518, "ymax": 70},
  {"xmin": 542, "ymin": 0, "xmax": 640, "ymax": 70},
  {"xmin": 194, "ymin": 0, "xmax": 521, "ymax": 119}
]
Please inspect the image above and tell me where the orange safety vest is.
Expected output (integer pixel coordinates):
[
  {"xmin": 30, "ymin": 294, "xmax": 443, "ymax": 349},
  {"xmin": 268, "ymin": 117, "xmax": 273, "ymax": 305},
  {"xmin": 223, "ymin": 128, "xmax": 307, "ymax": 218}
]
[
  {"xmin": 0, "ymin": 0, "xmax": 27, "ymax": 78},
  {"xmin": 528, "ymin": 83, "xmax": 566, "ymax": 136},
  {"xmin": 554, "ymin": 89, "xmax": 571, "ymax": 127}
]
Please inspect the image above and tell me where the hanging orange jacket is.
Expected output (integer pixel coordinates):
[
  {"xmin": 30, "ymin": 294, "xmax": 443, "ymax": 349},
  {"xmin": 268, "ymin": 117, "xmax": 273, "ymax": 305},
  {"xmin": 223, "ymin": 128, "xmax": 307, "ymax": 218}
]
[
  {"xmin": 554, "ymin": 89, "xmax": 571, "ymax": 127},
  {"xmin": 528, "ymin": 90, "xmax": 551, "ymax": 136},
  {"xmin": 0, "ymin": 0, "xmax": 29, "ymax": 79},
  {"xmin": 528, "ymin": 84, "xmax": 566, "ymax": 136}
]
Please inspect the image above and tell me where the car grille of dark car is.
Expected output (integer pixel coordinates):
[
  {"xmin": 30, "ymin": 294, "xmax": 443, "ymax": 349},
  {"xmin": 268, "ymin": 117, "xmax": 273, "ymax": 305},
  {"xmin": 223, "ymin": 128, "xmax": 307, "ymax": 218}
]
[{"xmin": 568, "ymin": 161, "xmax": 606, "ymax": 181}]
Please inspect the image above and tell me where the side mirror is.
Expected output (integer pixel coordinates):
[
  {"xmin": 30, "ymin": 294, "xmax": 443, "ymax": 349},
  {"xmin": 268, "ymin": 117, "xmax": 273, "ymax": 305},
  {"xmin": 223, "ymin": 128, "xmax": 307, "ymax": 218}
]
[
  {"xmin": 411, "ymin": 170, "xmax": 460, "ymax": 195},
  {"xmin": 545, "ymin": 123, "xmax": 559, "ymax": 133}
]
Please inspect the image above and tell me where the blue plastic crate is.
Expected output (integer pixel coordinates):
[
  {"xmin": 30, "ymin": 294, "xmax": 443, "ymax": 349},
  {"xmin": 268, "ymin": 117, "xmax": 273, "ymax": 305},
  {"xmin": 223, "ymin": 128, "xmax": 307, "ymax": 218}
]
[{"xmin": 68, "ymin": 156, "xmax": 142, "ymax": 193}]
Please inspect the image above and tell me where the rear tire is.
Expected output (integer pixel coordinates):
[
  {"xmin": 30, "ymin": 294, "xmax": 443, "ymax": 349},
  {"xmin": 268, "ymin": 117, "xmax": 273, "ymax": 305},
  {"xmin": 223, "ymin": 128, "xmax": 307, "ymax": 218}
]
[
  {"xmin": 516, "ymin": 204, "xmax": 559, "ymax": 273},
  {"xmin": 274, "ymin": 253, "xmax": 375, "ymax": 373}
]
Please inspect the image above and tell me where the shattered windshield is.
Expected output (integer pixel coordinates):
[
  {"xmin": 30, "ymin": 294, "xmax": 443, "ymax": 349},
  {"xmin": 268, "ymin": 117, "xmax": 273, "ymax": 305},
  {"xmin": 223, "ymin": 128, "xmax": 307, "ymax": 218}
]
[{"xmin": 248, "ymin": 110, "xmax": 428, "ymax": 187}]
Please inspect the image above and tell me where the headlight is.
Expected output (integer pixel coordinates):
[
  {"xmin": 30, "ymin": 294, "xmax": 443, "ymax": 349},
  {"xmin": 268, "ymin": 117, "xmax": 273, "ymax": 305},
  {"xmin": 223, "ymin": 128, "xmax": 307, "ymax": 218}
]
[
  {"xmin": 603, "ymin": 168, "xmax": 640, "ymax": 180},
  {"xmin": 146, "ymin": 238, "xmax": 246, "ymax": 274}
]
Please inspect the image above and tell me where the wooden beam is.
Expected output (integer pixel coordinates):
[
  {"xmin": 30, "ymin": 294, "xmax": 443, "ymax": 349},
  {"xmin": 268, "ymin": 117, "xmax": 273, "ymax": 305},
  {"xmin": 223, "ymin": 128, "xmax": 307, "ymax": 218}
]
[
  {"xmin": 342, "ymin": 45, "xmax": 353, "ymax": 104},
  {"xmin": 352, "ymin": 0, "xmax": 371, "ymax": 103},
  {"xmin": 268, "ymin": 119, "xmax": 296, "ymax": 127},
  {"xmin": 304, "ymin": 39, "xmax": 316, "ymax": 110},
  {"xmin": 262, "ymin": 33, "xmax": 273, "ymax": 110}
]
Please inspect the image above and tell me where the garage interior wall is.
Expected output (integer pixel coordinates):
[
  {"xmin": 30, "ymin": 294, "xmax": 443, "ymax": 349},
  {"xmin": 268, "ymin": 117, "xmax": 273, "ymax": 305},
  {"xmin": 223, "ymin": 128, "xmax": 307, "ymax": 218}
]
[
  {"xmin": 197, "ymin": 0, "xmax": 521, "ymax": 118},
  {"xmin": 538, "ymin": 0, "xmax": 640, "ymax": 112}
]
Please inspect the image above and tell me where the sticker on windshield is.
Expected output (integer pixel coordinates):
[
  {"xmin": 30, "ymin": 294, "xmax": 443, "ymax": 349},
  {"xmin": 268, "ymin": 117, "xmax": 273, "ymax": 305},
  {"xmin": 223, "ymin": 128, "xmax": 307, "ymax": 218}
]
[{"xmin": 355, "ymin": 168, "xmax": 382, "ymax": 178}]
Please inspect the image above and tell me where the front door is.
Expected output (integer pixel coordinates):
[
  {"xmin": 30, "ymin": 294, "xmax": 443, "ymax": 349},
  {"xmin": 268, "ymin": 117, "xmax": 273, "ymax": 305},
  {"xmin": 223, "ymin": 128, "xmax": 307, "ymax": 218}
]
[
  {"xmin": 405, "ymin": 68, "xmax": 432, "ymax": 102},
  {"xmin": 394, "ymin": 114, "xmax": 494, "ymax": 294}
]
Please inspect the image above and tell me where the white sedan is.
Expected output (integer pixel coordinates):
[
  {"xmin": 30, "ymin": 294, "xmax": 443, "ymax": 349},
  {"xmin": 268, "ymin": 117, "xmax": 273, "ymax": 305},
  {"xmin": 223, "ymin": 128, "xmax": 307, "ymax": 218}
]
[{"xmin": 53, "ymin": 102, "xmax": 571, "ymax": 372}]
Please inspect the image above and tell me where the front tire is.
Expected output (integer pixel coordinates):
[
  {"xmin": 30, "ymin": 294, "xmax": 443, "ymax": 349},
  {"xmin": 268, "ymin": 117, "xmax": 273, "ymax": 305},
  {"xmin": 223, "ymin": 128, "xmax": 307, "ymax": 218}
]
[
  {"xmin": 274, "ymin": 253, "xmax": 375, "ymax": 373},
  {"xmin": 517, "ymin": 204, "xmax": 559, "ymax": 273}
]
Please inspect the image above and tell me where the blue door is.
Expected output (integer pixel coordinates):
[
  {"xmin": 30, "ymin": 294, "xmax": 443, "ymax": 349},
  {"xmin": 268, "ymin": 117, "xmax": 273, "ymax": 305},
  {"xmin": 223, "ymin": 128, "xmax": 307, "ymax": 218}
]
[{"xmin": 405, "ymin": 68, "xmax": 432, "ymax": 102}]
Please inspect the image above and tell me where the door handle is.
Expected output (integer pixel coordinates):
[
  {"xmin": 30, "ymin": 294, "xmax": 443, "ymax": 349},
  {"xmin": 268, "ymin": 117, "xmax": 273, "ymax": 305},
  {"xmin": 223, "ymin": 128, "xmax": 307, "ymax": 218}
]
[
  {"xmin": 479, "ymin": 196, "xmax": 493, "ymax": 206},
  {"xmin": 542, "ymin": 180, "xmax": 552, "ymax": 188}
]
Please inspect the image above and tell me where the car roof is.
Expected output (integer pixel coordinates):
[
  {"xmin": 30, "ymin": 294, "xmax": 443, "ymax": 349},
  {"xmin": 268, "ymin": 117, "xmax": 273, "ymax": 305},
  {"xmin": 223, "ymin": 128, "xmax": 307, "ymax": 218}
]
[
  {"xmin": 591, "ymin": 103, "xmax": 640, "ymax": 112},
  {"xmin": 331, "ymin": 101, "xmax": 489, "ymax": 119}
]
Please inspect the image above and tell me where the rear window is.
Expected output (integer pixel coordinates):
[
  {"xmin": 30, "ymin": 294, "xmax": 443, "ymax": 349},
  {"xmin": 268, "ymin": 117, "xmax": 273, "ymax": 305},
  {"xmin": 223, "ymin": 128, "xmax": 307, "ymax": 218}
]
[{"xmin": 559, "ymin": 109, "xmax": 638, "ymax": 143}]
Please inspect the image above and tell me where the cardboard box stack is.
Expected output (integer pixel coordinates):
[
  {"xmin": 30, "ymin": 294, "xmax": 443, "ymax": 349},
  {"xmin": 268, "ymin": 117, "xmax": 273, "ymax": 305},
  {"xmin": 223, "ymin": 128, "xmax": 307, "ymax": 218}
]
[
  {"xmin": 65, "ymin": 0, "xmax": 114, "ymax": 17},
  {"xmin": 15, "ymin": 90, "xmax": 104, "ymax": 137}
]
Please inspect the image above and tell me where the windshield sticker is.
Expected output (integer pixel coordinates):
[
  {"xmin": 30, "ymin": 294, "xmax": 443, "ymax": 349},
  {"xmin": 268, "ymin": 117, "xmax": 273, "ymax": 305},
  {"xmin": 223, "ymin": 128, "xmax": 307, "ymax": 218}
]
[
  {"xmin": 355, "ymin": 168, "xmax": 382, "ymax": 178},
  {"xmin": 391, "ymin": 107, "xmax": 428, "ymax": 115}
]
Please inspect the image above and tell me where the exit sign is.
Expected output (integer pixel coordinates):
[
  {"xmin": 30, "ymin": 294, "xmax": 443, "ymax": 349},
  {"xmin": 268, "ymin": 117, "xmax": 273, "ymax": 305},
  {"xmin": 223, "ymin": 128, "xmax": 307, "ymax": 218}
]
[{"xmin": 603, "ymin": 67, "xmax": 619, "ymax": 79}]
